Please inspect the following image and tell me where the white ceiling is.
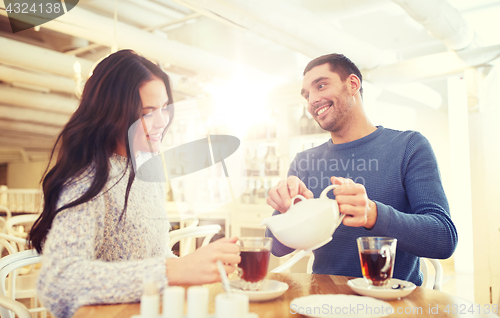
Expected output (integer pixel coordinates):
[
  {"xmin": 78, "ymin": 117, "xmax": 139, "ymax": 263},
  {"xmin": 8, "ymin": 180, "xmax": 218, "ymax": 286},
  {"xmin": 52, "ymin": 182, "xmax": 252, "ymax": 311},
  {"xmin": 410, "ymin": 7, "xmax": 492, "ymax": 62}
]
[{"xmin": 0, "ymin": 0, "xmax": 500, "ymax": 163}]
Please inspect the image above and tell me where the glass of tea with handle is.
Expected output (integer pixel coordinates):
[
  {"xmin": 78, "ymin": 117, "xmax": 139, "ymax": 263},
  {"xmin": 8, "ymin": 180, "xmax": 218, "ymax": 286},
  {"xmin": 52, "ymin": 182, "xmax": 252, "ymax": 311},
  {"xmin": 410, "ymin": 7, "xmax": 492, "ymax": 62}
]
[
  {"xmin": 236, "ymin": 237, "xmax": 272, "ymax": 291},
  {"xmin": 356, "ymin": 237, "xmax": 397, "ymax": 287}
]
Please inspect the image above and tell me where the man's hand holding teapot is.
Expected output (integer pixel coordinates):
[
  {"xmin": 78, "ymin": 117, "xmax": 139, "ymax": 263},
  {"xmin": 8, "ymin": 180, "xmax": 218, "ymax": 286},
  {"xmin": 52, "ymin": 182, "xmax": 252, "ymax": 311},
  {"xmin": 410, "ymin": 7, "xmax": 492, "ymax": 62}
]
[
  {"xmin": 267, "ymin": 175, "xmax": 378, "ymax": 229},
  {"xmin": 330, "ymin": 176, "xmax": 378, "ymax": 230},
  {"xmin": 267, "ymin": 176, "xmax": 313, "ymax": 213}
]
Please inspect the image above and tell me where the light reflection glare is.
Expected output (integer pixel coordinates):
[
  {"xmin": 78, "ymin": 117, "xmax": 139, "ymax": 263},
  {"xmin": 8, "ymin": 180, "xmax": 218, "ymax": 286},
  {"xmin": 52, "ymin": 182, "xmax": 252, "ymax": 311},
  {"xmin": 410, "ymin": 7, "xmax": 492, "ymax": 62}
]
[{"xmin": 204, "ymin": 76, "xmax": 281, "ymax": 136}]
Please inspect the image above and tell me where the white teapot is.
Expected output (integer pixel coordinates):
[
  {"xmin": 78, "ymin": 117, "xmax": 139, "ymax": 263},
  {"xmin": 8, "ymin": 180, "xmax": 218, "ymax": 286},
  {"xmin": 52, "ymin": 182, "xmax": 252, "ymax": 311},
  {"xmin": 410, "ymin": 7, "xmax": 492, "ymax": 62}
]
[{"xmin": 261, "ymin": 184, "xmax": 345, "ymax": 272}]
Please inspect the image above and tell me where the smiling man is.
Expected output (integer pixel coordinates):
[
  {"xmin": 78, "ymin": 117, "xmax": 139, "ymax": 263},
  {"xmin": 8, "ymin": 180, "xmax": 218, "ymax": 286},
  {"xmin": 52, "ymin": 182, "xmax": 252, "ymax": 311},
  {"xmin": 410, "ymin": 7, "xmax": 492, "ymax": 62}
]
[{"xmin": 265, "ymin": 53, "xmax": 458, "ymax": 286}]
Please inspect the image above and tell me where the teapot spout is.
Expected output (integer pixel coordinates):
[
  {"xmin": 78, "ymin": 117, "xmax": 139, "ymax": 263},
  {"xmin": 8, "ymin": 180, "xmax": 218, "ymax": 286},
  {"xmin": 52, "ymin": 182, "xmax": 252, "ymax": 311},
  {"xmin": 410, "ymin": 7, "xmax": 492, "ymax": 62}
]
[
  {"xmin": 261, "ymin": 214, "xmax": 285, "ymax": 233},
  {"xmin": 260, "ymin": 217, "xmax": 271, "ymax": 228}
]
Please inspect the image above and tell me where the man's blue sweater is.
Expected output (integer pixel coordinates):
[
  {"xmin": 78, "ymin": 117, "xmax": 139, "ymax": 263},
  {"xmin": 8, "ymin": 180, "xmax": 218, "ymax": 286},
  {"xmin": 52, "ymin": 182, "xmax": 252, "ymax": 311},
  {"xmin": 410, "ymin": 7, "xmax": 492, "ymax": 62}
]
[{"xmin": 265, "ymin": 126, "xmax": 458, "ymax": 285}]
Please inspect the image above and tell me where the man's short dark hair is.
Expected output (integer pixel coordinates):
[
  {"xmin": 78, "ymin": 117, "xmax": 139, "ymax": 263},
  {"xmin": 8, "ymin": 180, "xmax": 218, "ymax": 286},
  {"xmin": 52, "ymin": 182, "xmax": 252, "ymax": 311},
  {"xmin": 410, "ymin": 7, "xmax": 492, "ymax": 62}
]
[{"xmin": 303, "ymin": 53, "xmax": 363, "ymax": 97}]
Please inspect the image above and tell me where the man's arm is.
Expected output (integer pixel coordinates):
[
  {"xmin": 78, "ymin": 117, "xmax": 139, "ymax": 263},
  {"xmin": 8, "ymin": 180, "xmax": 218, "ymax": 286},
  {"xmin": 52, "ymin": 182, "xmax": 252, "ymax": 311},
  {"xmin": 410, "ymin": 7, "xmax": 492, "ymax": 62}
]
[{"xmin": 332, "ymin": 133, "xmax": 458, "ymax": 259}]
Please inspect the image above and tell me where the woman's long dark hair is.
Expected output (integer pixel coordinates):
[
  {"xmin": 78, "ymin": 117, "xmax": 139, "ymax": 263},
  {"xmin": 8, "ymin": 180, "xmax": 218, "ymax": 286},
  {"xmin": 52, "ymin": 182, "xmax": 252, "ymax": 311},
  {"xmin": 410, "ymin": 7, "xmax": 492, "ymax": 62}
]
[{"xmin": 29, "ymin": 50, "xmax": 174, "ymax": 253}]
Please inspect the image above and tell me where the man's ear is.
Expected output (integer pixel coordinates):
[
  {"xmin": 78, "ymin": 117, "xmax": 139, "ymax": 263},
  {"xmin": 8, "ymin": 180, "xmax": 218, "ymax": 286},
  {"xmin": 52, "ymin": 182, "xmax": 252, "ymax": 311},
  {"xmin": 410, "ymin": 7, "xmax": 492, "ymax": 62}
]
[{"xmin": 347, "ymin": 74, "xmax": 361, "ymax": 96}]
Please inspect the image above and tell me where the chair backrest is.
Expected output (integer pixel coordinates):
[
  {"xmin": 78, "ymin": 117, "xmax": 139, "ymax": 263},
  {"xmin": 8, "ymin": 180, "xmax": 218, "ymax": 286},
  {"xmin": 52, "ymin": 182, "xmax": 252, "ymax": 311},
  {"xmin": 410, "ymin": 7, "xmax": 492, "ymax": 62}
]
[
  {"xmin": 182, "ymin": 217, "xmax": 199, "ymax": 229},
  {"xmin": 0, "ymin": 233, "xmax": 28, "ymax": 255},
  {"xmin": 421, "ymin": 257, "xmax": 443, "ymax": 291},
  {"xmin": 0, "ymin": 233, "xmax": 31, "ymax": 293},
  {"xmin": 0, "ymin": 206, "xmax": 12, "ymax": 235},
  {"xmin": 0, "ymin": 207, "xmax": 11, "ymax": 222},
  {"xmin": 0, "ymin": 294, "xmax": 31, "ymax": 318},
  {"xmin": 5, "ymin": 214, "xmax": 39, "ymax": 239},
  {"xmin": 271, "ymin": 250, "xmax": 312, "ymax": 273},
  {"xmin": 169, "ymin": 224, "xmax": 222, "ymax": 257},
  {"xmin": 0, "ymin": 250, "xmax": 42, "ymax": 318},
  {"xmin": 306, "ymin": 253, "xmax": 314, "ymax": 274}
]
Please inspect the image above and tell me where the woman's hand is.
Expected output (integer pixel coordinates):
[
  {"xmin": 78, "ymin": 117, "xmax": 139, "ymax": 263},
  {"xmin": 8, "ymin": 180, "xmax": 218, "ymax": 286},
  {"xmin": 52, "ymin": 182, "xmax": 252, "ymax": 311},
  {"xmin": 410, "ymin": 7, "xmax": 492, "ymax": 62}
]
[{"xmin": 166, "ymin": 237, "xmax": 240, "ymax": 285}]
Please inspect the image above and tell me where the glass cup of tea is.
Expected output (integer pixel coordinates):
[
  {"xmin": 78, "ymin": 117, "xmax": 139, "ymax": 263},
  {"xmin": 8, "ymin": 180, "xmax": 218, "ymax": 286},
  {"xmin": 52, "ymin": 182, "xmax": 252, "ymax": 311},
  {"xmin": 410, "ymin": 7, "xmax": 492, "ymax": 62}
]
[
  {"xmin": 356, "ymin": 237, "xmax": 397, "ymax": 287},
  {"xmin": 236, "ymin": 237, "xmax": 272, "ymax": 291}
]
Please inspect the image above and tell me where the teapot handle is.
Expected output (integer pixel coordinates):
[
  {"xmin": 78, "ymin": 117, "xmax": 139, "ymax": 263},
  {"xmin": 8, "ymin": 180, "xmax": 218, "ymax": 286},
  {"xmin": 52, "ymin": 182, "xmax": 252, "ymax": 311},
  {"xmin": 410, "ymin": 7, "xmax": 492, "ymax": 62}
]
[
  {"xmin": 290, "ymin": 194, "xmax": 307, "ymax": 207},
  {"xmin": 319, "ymin": 184, "xmax": 340, "ymax": 199},
  {"xmin": 337, "ymin": 212, "xmax": 346, "ymax": 227},
  {"xmin": 320, "ymin": 184, "xmax": 345, "ymax": 227}
]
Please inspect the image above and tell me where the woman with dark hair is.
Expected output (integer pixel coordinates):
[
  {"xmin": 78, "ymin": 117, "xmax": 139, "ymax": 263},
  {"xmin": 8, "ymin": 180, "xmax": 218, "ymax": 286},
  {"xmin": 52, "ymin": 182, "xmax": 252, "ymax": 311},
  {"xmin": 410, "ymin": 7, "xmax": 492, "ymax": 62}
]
[{"xmin": 28, "ymin": 50, "xmax": 240, "ymax": 318}]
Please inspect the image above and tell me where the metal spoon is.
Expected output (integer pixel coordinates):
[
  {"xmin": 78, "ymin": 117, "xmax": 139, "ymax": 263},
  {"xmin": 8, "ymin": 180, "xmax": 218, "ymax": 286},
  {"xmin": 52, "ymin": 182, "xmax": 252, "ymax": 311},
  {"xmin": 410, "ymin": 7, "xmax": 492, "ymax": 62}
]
[{"xmin": 391, "ymin": 284, "xmax": 406, "ymax": 290}]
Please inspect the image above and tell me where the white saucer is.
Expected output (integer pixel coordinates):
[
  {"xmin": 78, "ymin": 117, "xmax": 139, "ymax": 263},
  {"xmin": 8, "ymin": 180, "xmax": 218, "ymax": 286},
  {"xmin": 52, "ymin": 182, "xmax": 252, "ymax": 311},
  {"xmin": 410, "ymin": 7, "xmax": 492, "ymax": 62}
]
[
  {"xmin": 291, "ymin": 294, "xmax": 393, "ymax": 318},
  {"xmin": 229, "ymin": 279, "xmax": 289, "ymax": 302},
  {"xmin": 347, "ymin": 278, "xmax": 416, "ymax": 300}
]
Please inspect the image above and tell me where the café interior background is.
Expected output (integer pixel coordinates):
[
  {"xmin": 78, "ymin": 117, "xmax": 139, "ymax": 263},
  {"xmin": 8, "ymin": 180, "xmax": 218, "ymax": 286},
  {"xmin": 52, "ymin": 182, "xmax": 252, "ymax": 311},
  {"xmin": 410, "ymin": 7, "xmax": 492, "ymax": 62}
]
[{"xmin": 0, "ymin": 0, "xmax": 499, "ymax": 305}]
